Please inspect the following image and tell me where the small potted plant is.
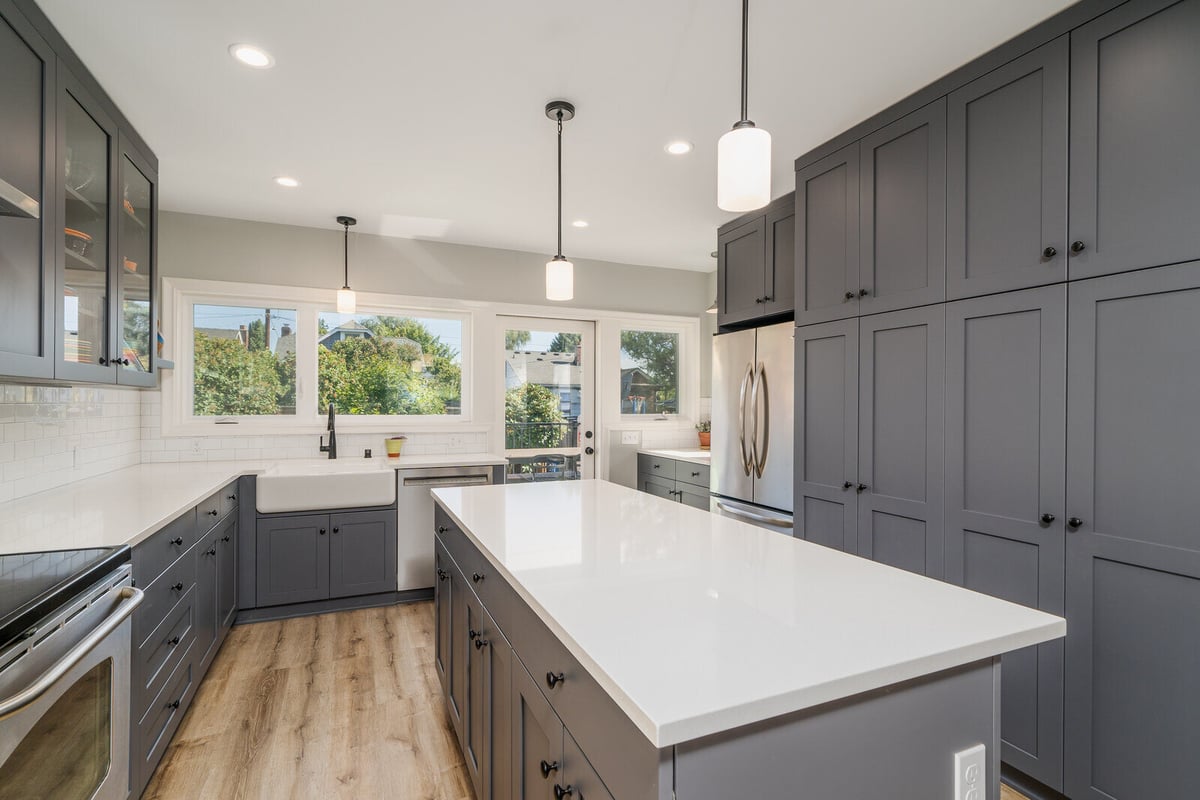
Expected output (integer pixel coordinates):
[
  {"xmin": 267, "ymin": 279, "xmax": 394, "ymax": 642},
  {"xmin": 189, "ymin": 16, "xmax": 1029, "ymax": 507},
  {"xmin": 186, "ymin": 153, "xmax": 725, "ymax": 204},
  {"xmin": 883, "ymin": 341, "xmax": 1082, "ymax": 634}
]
[
  {"xmin": 384, "ymin": 435, "xmax": 407, "ymax": 459},
  {"xmin": 696, "ymin": 419, "xmax": 711, "ymax": 450}
]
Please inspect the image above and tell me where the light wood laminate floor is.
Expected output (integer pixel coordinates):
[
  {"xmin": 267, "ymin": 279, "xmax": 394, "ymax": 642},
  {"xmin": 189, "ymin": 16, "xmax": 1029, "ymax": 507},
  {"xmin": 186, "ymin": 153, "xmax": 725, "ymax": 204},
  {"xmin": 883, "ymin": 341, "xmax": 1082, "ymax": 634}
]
[{"xmin": 145, "ymin": 602, "xmax": 1033, "ymax": 800}]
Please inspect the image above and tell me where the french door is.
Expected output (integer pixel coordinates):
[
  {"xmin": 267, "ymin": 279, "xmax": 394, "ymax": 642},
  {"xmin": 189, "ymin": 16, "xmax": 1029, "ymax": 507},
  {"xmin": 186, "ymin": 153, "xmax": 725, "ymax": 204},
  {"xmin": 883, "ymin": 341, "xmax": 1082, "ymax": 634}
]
[{"xmin": 500, "ymin": 317, "xmax": 595, "ymax": 482}]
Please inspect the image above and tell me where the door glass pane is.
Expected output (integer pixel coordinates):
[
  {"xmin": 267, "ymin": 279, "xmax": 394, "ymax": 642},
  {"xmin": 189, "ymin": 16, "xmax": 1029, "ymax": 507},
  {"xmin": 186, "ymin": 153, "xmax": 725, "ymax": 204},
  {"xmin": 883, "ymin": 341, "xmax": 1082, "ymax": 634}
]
[
  {"xmin": 504, "ymin": 327, "xmax": 586, "ymax": 482},
  {"xmin": 62, "ymin": 95, "xmax": 109, "ymax": 366},
  {"xmin": 118, "ymin": 155, "xmax": 151, "ymax": 372},
  {"xmin": 192, "ymin": 305, "xmax": 297, "ymax": 415},
  {"xmin": 0, "ymin": 658, "xmax": 112, "ymax": 799}
]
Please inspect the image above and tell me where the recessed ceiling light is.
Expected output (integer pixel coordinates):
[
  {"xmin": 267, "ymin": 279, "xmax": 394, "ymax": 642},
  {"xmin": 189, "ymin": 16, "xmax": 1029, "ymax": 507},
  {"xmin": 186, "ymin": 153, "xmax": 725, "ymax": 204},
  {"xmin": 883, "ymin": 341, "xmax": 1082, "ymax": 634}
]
[
  {"xmin": 572, "ymin": 220, "xmax": 589, "ymax": 228},
  {"xmin": 229, "ymin": 43, "xmax": 274, "ymax": 68},
  {"xmin": 665, "ymin": 140, "xmax": 694, "ymax": 155},
  {"xmin": 273, "ymin": 176, "xmax": 300, "ymax": 188}
]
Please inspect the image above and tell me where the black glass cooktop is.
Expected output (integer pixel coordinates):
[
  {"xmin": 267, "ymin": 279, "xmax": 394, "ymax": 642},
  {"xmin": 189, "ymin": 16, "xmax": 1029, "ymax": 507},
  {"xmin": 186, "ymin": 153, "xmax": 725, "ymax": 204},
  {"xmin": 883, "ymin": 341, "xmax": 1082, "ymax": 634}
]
[{"xmin": 0, "ymin": 546, "xmax": 130, "ymax": 650}]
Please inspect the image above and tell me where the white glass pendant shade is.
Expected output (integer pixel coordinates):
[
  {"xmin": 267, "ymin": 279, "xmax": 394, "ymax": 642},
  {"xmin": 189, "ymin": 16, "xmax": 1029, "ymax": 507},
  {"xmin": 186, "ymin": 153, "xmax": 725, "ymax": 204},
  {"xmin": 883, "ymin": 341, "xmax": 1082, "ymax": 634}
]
[
  {"xmin": 336, "ymin": 287, "xmax": 357, "ymax": 314},
  {"xmin": 545, "ymin": 257, "xmax": 574, "ymax": 302},
  {"xmin": 717, "ymin": 125, "xmax": 772, "ymax": 212}
]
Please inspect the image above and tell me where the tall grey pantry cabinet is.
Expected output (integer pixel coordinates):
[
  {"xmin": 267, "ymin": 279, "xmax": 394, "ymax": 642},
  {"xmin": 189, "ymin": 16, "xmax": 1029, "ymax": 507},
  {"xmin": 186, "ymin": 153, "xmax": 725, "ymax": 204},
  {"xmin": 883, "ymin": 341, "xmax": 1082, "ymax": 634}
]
[{"xmin": 785, "ymin": 1, "xmax": 1200, "ymax": 797}]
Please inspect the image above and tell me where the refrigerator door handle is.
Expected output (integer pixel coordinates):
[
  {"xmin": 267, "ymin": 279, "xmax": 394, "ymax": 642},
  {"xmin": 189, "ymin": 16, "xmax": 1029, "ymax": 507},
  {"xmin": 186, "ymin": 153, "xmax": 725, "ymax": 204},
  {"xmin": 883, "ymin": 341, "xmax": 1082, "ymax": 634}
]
[
  {"xmin": 752, "ymin": 362, "xmax": 768, "ymax": 479},
  {"xmin": 715, "ymin": 501, "xmax": 794, "ymax": 529},
  {"xmin": 737, "ymin": 363, "xmax": 754, "ymax": 476}
]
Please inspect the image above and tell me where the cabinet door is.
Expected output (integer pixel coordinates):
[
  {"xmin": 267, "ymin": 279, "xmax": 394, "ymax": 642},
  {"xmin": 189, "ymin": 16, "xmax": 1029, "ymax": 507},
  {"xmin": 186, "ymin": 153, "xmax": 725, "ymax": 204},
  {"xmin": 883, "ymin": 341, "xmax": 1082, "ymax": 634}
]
[
  {"xmin": 463, "ymin": 592, "xmax": 487, "ymax": 798},
  {"xmin": 115, "ymin": 137, "xmax": 156, "ymax": 386},
  {"xmin": 638, "ymin": 474, "xmax": 676, "ymax": 502},
  {"xmin": 195, "ymin": 536, "xmax": 218, "ymax": 666},
  {"xmin": 215, "ymin": 514, "xmax": 237, "ymax": 633},
  {"xmin": 761, "ymin": 203, "xmax": 795, "ymax": 318},
  {"xmin": 511, "ymin": 659, "xmax": 564, "ymax": 800},
  {"xmin": 1064, "ymin": 264, "xmax": 1200, "ymax": 800},
  {"xmin": 795, "ymin": 143, "xmax": 859, "ymax": 325},
  {"xmin": 947, "ymin": 38, "xmax": 1068, "ymax": 299},
  {"xmin": 945, "ymin": 286, "xmax": 1066, "ymax": 790},
  {"xmin": 859, "ymin": 99, "xmax": 946, "ymax": 315},
  {"xmin": 857, "ymin": 306, "xmax": 945, "ymax": 577},
  {"xmin": 563, "ymin": 730, "xmax": 614, "ymax": 800},
  {"xmin": 56, "ymin": 68, "xmax": 117, "ymax": 383},
  {"xmin": 254, "ymin": 514, "xmax": 330, "ymax": 607},
  {"xmin": 677, "ymin": 484, "xmax": 710, "ymax": 510},
  {"xmin": 717, "ymin": 216, "xmax": 766, "ymax": 327},
  {"xmin": 794, "ymin": 320, "xmax": 858, "ymax": 552},
  {"xmin": 434, "ymin": 538, "xmax": 454, "ymax": 697},
  {"xmin": 328, "ymin": 509, "xmax": 397, "ymax": 598},
  {"xmin": 1069, "ymin": 0, "xmax": 1200, "ymax": 279},
  {"xmin": 449, "ymin": 553, "xmax": 467, "ymax": 744},
  {"xmin": 0, "ymin": 5, "xmax": 54, "ymax": 379},
  {"xmin": 481, "ymin": 605, "xmax": 513, "ymax": 800}
]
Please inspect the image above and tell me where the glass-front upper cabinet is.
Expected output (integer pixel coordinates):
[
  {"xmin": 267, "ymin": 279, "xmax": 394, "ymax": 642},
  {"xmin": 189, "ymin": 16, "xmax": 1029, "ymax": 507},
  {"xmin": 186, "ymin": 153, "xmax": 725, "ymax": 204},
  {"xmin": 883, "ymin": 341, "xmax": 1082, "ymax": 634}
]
[
  {"xmin": 57, "ymin": 72, "xmax": 116, "ymax": 382},
  {"xmin": 116, "ymin": 140, "xmax": 156, "ymax": 385}
]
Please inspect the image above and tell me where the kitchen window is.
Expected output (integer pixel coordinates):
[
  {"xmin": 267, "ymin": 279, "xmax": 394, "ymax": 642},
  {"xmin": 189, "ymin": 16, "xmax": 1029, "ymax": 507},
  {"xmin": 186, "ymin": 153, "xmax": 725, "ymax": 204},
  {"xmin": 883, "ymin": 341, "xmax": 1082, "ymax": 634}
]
[
  {"xmin": 192, "ymin": 304, "xmax": 298, "ymax": 416},
  {"xmin": 619, "ymin": 329, "xmax": 679, "ymax": 415}
]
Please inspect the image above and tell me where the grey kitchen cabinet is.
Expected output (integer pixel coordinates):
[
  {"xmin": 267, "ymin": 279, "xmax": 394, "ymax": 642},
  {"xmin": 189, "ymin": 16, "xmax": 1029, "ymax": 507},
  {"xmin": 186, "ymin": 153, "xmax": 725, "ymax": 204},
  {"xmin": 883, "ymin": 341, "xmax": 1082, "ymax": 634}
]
[
  {"xmin": 1063, "ymin": 263, "xmax": 1200, "ymax": 800},
  {"xmin": 0, "ymin": 1, "xmax": 54, "ymax": 380},
  {"xmin": 636, "ymin": 453, "xmax": 711, "ymax": 509},
  {"xmin": 794, "ymin": 306, "xmax": 944, "ymax": 575},
  {"xmin": 675, "ymin": 483, "xmax": 709, "ymax": 510},
  {"xmin": 434, "ymin": 538, "xmax": 455, "ymax": 701},
  {"xmin": 717, "ymin": 193, "xmax": 796, "ymax": 327},
  {"xmin": 216, "ymin": 513, "xmax": 238, "ymax": 633},
  {"xmin": 857, "ymin": 306, "xmax": 945, "ymax": 578},
  {"xmin": 462, "ymin": 589, "xmax": 513, "ymax": 800},
  {"xmin": 794, "ymin": 319, "xmax": 859, "ymax": 553},
  {"xmin": 944, "ymin": 286, "xmax": 1067, "ymax": 791},
  {"xmin": 946, "ymin": 38, "xmax": 1068, "ymax": 299},
  {"xmin": 716, "ymin": 216, "xmax": 766, "ymax": 327},
  {"xmin": 193, "ymin": 534, "xmax": 218, "ymax": 674},
  {"xmin": 564, "ymin": 730, "xmax": 615, "ymax": 800},
  {"xmin": 1068, "ymin": 0, "xmax": 1200, "ymax": 280},
  {"xmin": 329, "ymin": 509, "xmax": 398, "ymax": 598},
  {"xmin": 638, "ymin": 473, "xmax": 676, "ymax": 502},
  {"xmin": 858, "ymin": 99, "xmax": 946, "ymax": 316},
  {"xmin": 114, "ymin": 138, "xmax": 157, "ymax": 386},
  {"xmin": 511, "ymin": 657, "xmax": 564, "ymax": 800},
  {"xmin": 255, "ymin": 514, "xmax": 330, "ymax": 607},
  {"xmin": 795, "ymin": 143, "xmax": 860, "ymax": 326}
]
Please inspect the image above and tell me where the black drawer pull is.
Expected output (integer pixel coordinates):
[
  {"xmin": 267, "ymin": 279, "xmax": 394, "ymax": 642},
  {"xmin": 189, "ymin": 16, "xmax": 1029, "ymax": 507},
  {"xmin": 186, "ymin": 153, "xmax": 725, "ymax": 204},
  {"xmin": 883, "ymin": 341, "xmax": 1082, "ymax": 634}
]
[
  {"xmin": 170, "ymin": 537, "xmax": 183, "ymax": 546},
  {"xmin": 546, "ymin": 671, "xmax": 565, "ymax": 689},
  {"xmin": 167, "ymin": 699, "xmax": 181, "ymax": 710},
  {"xmin": 858, "ymin": 288, "xmax": 869, "ymax": 297},
  {"xmin": 222, "ymin": 535, "xmax": 231, "ymax": 543},
  {"xmin": 856, "ymin": 483, "xmax": 868, "ymax": 493},
  {"xmin": 207, "ymin": 509, "xmax": 219, "ymax": 516},
  {"xmin": 472, "ymin": 572, "xmax": 484, "ymax": 583},
  {"xmin": 844, "ymin": 291, "xmax": 855, "ymax": 300},
  {"xmin": 227, "ymin": 495, "xmax": 236, "ymax": 501},
  {"xmin": 468, "ymin": 629, "xmax": 479, "ymax": 641},
  {"xmin": 842, "ymin": 481, "xmax": 853, "ymax": 490},
  {"xmin": 167, "ymin": 636, "xmax": 180, "ymax": 646},
  {"xmin": 206, "ymin": 547, "xmax": 216, "ymax": 556},
  {"xmin": 1040, "ymin": 513, "xmax": 1056, "ymax": 525},
  {"xmin": 540, "ymin": 760, "xmax": 559, "ymax": 779},
  {"xmin": 437, "ymin": 525, "xmax": 449, "ymax": 534},
  {"xmin": 554, "ymin": 786, "xmax": 574, "ymax": 799},
  {"xmin": 1070, "ymin": 240, "xmax": 1086, "ymax": 253},
  {"xmin": 1067, "ymin": 517, "xmax": 1083, "ymax": 530},
  {"xmin": 691, "ymin": 471, "xmax": 701, "ymax": 477},
  {"xmin": 474, "ymin": 637, "xmax": 489, "ymax": 650},
  {"xmin": 1042, "ymin": 245, "xmax": 1057, "ymax": 259},
  {"xmin": 171, "ymin": 582, "xmax": 184, "ymax": 592},
  {"xmin": 437, "ymin": 569, "xmax": 449, "ymax": 581}
]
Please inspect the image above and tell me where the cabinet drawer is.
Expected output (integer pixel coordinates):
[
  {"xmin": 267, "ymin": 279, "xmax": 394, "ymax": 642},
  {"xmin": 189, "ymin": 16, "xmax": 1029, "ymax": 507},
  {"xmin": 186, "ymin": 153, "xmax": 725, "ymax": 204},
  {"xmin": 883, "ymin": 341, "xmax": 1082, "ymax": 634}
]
[
  {"xmin": 676, "ymin": 462, "xmax": 710, "ymax": 490},
  {"xmin": 134, "ymin": 551, "xmax": 195, "ymax": 646},
  {"xmin": 435, "ymin": 506, "xmax": 512, "ymax": 633},
  {"xmin": 135, "ymin": 652, "xmax": 195, "ymax": 789},
  {"xmin": 219, "ymin": 481, "xmax": 239, "ymax": 519},
  {"xmin": 637, "ymin": 454, "xmax": 676, "ymax": 480},
  {"xmin": 133, "ymin": 509, "xmax": 197, "ymax": 587},
  {"xmin": 197, "ymin": 489, "xmax": 223, "ymax": 533},
  {"xmin": 134, "ymin": 587, "xmax": 195, "ymax": 722}
]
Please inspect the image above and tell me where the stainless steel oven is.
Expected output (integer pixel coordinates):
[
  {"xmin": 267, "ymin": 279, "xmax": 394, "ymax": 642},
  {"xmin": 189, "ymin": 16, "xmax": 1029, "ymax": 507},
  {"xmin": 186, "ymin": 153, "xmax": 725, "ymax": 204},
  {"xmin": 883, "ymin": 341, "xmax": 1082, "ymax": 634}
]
[{"xmin": 0, "ymin": 564, "xmax": 142, "ymax": 800}]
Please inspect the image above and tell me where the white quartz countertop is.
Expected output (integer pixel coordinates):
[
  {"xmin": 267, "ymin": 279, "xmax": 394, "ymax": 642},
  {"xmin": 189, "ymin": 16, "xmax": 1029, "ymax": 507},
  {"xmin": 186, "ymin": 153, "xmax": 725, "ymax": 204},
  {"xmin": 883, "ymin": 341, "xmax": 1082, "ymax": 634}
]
[
  {"xmin": 638, "ymin": 447, "xmax": 711, "ymax": 465},
  {"xmin": 431, "ymin": 480, "xmax": 1065, "ymax": 748},
  {"xmin": 0, "ymin": 453, "xmax": 507, "ymax": 555}
]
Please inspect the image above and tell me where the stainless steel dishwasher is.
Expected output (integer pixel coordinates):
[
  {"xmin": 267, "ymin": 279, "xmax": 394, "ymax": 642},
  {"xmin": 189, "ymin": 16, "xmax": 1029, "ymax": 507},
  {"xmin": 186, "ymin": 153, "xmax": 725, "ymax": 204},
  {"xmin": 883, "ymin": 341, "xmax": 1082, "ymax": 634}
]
[{"xmin": 396, "ymin": 465, "xmax": 498, "ymax": 591}]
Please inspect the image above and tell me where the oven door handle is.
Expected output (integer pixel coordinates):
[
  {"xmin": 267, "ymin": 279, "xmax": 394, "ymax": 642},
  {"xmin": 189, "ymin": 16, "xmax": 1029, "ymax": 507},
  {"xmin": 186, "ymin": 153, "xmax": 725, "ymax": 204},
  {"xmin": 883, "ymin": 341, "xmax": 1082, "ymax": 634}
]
[{"xmin": 0, "ymin": 586, "xmax": 143, "ymax": 722}]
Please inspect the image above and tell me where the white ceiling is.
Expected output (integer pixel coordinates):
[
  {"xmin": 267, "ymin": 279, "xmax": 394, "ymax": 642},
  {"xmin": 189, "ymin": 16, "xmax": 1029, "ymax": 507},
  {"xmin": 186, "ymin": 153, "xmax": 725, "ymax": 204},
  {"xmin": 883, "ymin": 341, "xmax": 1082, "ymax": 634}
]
[{"xmin": 37, "ymin": 0, "xmax": 1075, "ymax": 272}]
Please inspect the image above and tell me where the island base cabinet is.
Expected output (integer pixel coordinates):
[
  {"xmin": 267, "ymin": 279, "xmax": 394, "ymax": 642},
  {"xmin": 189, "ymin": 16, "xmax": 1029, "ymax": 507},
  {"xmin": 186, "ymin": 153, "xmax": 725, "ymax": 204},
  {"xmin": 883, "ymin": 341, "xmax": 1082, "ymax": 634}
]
[
  {"xmin": 512, "ymin": 659, "xmax": 564, "ymax": 800},
  {"xmin": 675, "ymin": 658, "xmax": 1000, "ymax": 800},
  {"xmin": 434, "ymin": 539, "xmax": 454, "ymax": 700},
  {"xmin": 563, "ymin": 731, "xmax": 615, "ymax": 800}
]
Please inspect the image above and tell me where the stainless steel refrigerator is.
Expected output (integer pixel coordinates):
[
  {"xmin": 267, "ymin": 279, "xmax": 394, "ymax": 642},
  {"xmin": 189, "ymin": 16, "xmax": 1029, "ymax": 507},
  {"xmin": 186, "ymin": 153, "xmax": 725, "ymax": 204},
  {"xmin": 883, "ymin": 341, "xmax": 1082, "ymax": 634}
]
[{"xmin": 710, "ymin": 321, "xmax": 794, "ymax": 533}]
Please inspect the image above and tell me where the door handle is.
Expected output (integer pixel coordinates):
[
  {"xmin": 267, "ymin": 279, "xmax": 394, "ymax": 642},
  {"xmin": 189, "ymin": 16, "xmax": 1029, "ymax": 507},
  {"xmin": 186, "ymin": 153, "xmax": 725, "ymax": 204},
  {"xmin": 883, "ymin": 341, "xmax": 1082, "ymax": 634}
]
[
  {"xmin": 585, "ymin": 446, "xmax": 594, "ymax": 455},
  {"xmin": 750, "ymin": 362, "xmax": 768, "ymax": 479},
  {"xmin": 715, "ymin": 501, "xmax": 794, "ymax": 529},
  {"xmin": 737, "ymin": 363, "xmax": 754, "ymax": 477}
]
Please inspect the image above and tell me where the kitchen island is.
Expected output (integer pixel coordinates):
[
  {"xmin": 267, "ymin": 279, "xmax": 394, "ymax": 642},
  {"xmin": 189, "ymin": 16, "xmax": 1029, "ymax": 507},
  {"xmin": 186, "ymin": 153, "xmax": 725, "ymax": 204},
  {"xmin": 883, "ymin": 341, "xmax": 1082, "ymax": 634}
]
[{"xmin": 432, "ymin": 479, "xmax": 1064, "ymax": 800}]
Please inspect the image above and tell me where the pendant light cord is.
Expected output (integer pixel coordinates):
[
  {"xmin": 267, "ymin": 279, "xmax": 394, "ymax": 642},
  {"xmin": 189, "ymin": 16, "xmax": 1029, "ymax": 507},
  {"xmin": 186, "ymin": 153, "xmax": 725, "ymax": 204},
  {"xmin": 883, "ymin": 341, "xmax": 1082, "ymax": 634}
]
[
  {"xmin": 342, "ymin": 219, "xmax": 350, "ymax": 289},
  {"xmin": 556, "ymin": 110, "xmax": 564, "ymax": 259},
  {"xmin": 740, "ymin": 0, "xmax": 750, "ymax": 124}
]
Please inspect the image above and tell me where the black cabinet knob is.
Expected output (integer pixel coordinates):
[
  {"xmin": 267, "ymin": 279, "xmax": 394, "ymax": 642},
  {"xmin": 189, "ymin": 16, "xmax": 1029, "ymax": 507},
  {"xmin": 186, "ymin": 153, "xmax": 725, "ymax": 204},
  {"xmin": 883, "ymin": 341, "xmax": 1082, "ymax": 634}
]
[
  {"xmin": 319, "ymin": 529, "xmax": 327, "ymax": 535},
  {"xmin": 98, "ymin": 357, "xmax": 109, "ymax": 365},
  {"xmin": 1040, "ymin": 513, "xmax": 1056, "ymax": 524},
  {"xmin": 208, "ymin": 509, "xmax": 219, "ymax": 516},
  {"xmin": 1067, "ymin": 517, "xmax": 1083, "ymax": 529},
  {"xmin": 437, "ymin": 569, "xmax": 449, "ymax": 582},
  {"xmin": 546, "ymin": 671, "xmax": 565, "ymax": 689},
  {"xmin": 468, "ymin": 629, "xmax": 479, "ymax": 641},
  {"xmin": 170, "ymin": 537, "xmax": 183, "ymax": 546},
  {"xmin": 858, "ymin": 288, "xmax": 869, "ymax": 297},
  {"xmin": 842, "ymin": 481, "xmax": 853, "ymax": 490},
  {"xmin": 206, "ymin": 547, "xmax": 216, "ymax": 556},
  {"xmin": 171, "ymin": 582, "xmax": 184, "ymax": 592},
  {"xmin": 1071, "ymin": 241, "xmax": 1086, "ymax": 253},
  {"xmin": 691, "ymin": 471, "xmax": 701, "ymax": 478},
  {"xmin": 844, "ymin": 291, "xmax": 856, "ymax": 301},
  {"xmin": 222, "ymin": 535, "xmax": 231, "ymax": 543},
  {"xmin": 167, "ymin": 699, "xmax": 181, "ymax": 710},
  {"xmin": 856, "ymin": 483, "xmax": 868, "ymax": 493},
  {"xmin": 437, "ymin": 526, "xmax": 448, "ymax": 534},
  {"xmin": 554, "ymin": 785, "xmax": 574, "ymax": 799},
  {"xmin": 474, "ymin": 637, "xmax": 489, "ymax": 650},
  {"xmin": 755, "ymin": 297, "xmax": 765, "ymax": 304},
  {"xmin": 167, "ymin": 636, "xmax": 180, "ymax": 646},
  {"xmin": 1043, "ymin": 246, "xmax": 1057, "ymax": 259},
  {"xmin": 652, "ymin": 464, "xmax": 660, "ymax": 469},
  {"xmin": 540, "ymin": 760, "xmax": 559, "ymax": 779},
  {"xmin": 763, "ymin": 295, "xmax": 773, "ymax": 302},
  {"xmin": 472, "ymin": 572, "xmax": 484, "ymax": 583},
  {"xmin": 332, "ymin": 527, "xmax": 339, "ymax": 534},
  {"xmin": 227, "ymin": 495, "xmax": 237, "ymax": 501}
]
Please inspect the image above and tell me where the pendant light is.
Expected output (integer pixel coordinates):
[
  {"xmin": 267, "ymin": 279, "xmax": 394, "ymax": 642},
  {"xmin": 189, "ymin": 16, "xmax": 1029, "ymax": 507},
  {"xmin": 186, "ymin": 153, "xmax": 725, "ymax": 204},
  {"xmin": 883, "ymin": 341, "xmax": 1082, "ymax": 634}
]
[
  {"xmin": 717, "ymin": 0, "xmax": 771, "ymax": 212},
  {"xmin": 336, "ymin": 215, "xmax": 357, "ymax": 313},
  {"xmin": 545, "ymin": 100, "xmax": 575, "ymax": 302}
]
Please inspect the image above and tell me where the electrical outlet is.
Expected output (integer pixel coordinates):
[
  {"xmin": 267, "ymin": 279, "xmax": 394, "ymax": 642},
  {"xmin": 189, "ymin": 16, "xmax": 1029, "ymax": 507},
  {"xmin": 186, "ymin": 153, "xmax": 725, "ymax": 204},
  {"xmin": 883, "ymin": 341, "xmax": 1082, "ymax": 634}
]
[
  {"xmin": 448, "ymin": 434, "xmax": 464, "ymax": 449},
  {"xmin": 620, "ymin": 431, "xmax": 641, "ymax": 446},
  {"xmin": 954, "ymin": 744, "xmax": 986, "ymax": 800},
  {"xmin": 190, "ymin": 438, "xmax": 203, "ymax": 455}
]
